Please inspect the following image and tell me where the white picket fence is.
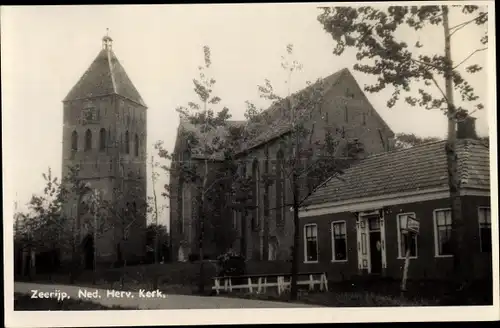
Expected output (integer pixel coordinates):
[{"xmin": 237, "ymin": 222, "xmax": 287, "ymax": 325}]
[{"xmin": 212, "ymin": 273, "xmax": 328, "ymax": 295}]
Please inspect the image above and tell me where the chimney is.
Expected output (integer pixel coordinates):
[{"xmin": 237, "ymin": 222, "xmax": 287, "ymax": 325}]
[{"xmin": 456, "ymin": 116, "xmax": 478, "ymax": 139}]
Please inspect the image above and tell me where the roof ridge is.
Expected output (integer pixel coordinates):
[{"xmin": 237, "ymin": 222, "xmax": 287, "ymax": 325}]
[
  {"xmin": 107, "ymin": 49, "xmax": 118, "ymax": 94},
  {"xmin": 362, "ymin": 139, "xmax": 446, "ymax": 160},
  {"xmin": 63, "ymin": 47, "xmax": 146, "ymax": 107}
]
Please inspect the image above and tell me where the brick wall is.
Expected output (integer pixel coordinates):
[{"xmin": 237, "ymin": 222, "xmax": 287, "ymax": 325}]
[{"xmin": 299, "ymin": 195, "xmax": 492, "ymax": 281}]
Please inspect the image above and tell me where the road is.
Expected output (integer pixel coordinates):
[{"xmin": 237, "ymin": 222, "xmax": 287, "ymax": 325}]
[{"xmin": 14, "ymin": 282, "xmax": 318, "ymax": 309}]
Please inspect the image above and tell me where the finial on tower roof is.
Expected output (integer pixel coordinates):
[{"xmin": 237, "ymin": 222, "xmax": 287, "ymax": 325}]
[{"xmin": 102, "ymin": 28, "xmax": 113, "ymax": 50}]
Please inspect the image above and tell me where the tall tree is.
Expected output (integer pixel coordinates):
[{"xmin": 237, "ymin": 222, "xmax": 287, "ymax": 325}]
[
  {"xmin": 100, "ymin": 168, "xmax": 149, "ymax": 270},
  {"xmin": 245, "ymin": 44, "xmax": 363, "ymax": 300},
  {"xmin": 150, "ymin": 154, "xmax": 161, "ymax": 264},
  {"xmin": 19, "ymin": 165, "xmax": 96, "ymax": 282},
  {"xmin": 317, "ymin": 5, "xmax": 488, "ymax": 293},
  {"xmin": 156, "ymin": 46, "xmax": 233, "ymax": 293}
]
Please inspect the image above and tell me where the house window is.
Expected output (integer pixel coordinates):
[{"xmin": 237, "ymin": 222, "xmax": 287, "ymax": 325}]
[
  {"xmin": 99, "ymin": 128, "xmax": 106, "ymax": 151},
  {"xmin": 304, "ymin": 224, "xmax": 318, "ymax": 262},
  {"xmin": 478, "ymin": 207, "xmax": 491, "ymax": 253},
  {"xmin": 84, "ymin": 129, "xmax": 92, "ymax": 151},
  {"xmin": 135, "ymin": 134, "xmax": 139, "ymax": 157},
  {"xmin": 397, "ymin": 213, "xmax": 418, "ymax": 258},
  {"xmin": 71, "ymin": 131, "xmax": 78, "ymax": 152},
  {"xmin": 125, "ymin": 131, "xmax": 130, "ymax": 154},
  {"xmin": 331, "ymin": 221, "xmax": 347, "ymax": 261},
  {"xmin": 434, "ymin": 209, "xmax": 453, "ymax": 257}
]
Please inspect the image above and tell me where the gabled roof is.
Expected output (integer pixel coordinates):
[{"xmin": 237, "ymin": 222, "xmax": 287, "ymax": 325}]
[
  {"xmin": 302, "ymin": 139, "xmax": 490, "ymax": 207},
  {"xmin": 63, "ymin": 46, "xmax": 146, "ymax": 107},
  {"xmin": 237, "ymin": 68, "xmax": 394, "ymax": 153}
]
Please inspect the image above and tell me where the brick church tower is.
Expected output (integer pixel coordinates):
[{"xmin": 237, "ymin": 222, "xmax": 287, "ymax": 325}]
[{"xmin": 61, "ymin": 33, "xmax": 147, "ymax": 267}]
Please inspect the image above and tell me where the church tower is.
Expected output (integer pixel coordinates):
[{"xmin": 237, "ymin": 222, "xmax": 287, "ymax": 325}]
[{"xmin": 61, "ymin": 33, "xmax": 147, "ymax": 266}]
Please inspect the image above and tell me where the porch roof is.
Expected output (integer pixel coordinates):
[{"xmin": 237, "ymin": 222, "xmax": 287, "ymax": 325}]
[{"xmin": 302, "ymin": 138, "xmax": 490, "ymax": 208}]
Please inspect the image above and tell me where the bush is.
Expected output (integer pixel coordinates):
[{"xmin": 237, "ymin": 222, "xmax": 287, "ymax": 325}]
[{"xmin": 216, "ymin": 251, "xmax": 246, "ymax": 285}]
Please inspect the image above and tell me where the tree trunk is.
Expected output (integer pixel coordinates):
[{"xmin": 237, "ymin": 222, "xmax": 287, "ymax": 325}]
[
  {"xmin": 290, "ymin": 94, "xmax": 300, "ymax": 301},
  {"xmin": 151, "ymin": 156, "xmax": 160, "ymax": 264},
  {"xmin": 198, "ymin": 159, "xmax": 208, "ymax": 294},
  {"xmin": 290, "ymin": 173, "xmax": 300, "ymax": 300},
  {"xmin": 443, "ymin": 5, "xmax": 468, "ymax": 295}
]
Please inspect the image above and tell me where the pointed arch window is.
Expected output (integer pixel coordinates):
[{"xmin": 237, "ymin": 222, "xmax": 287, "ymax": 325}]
[
  {"xmin": 125, "ymin": 131, "xmax": 130, "ymax": 154},
  {"xmin": 252, "ymin": 159, "xmax": 260, "ymax": 230},
  {"xmin": 84, "ymin": 129, "xmax": 92, "ymax": 151},
  {"xmin": 135, "ymin": 133, "xmax": 139, "ymax": 157},
  {"xmin": 276, "ymin": 150, "xmax": 285, "ymax": 228},
  {"xmin": 99, "ymin": 128, "xmax": 106, "ymax": 152},
  {"xmin": 71, "ymin": 131, "xmax": 78, "ymax": 152}
]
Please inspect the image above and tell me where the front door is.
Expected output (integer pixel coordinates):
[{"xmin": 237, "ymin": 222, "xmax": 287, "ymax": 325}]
[{"xmin": 368, "ymin": 217, "xmax": 382, "ymax": 274}]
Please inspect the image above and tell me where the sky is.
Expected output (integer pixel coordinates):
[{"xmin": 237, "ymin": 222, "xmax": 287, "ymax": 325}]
[{"xmin": 1, "ymin": 3, "xmax": 492, "ymax": 229}]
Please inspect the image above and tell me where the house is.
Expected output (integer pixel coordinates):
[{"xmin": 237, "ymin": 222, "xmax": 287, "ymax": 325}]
[
  {"xmin": 170, "ymin": 67, "xmax": 396, "ymax": 262},
  {"xmin": 298, "ymin": 117, "xmax": 491, "ymax": 281}
]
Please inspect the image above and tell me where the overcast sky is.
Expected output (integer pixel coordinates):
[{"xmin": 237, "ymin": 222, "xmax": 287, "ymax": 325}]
[{"xmin": 2, "ymin": 3, "xmax": 492, "ymax": 228}]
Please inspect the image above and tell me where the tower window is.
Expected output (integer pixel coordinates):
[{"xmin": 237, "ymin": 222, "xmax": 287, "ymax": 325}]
[
  {"xmin": 125, "ymin": 131, "xmax": 130, "ymax": 154},
  {"xmin": 71, "ymin": 131, "xmax": 78, "ymax": 152},
  {"xmin": 85, "ymin": 129, "xmax": 92, "ymax": 151},
  {"xmin": 135, "ymin": 134, "xmax": 139, "ymax": 157},
  {"xmin": 99, "ymin": 128, "xmax": 106, "ymax": 152}
]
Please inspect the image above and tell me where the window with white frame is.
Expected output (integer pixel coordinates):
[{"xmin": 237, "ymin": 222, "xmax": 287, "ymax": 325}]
[
  {"xmin": 434, "ymin": 209, "xmax": 453, "ymax": 256},
  {"xmin": 478, "ymin": 207, "xmax": 491, "ymax": 253},
  {"xmin": 304, "ymin": 224, "xmax": 318, "ymax": 262},
  {"xmin": 397, "ymin": 213, "xmax": 418, "ymax": 258},
  {"xmin": 331, "ymin": 221, "xmax": 347, "ymax": 261}
]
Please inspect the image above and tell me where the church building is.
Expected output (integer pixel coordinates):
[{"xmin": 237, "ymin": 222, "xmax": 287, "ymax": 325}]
[
  {"xmin": 61, "ymin": 34, "xmax": 148, "ymax": 268},
  {"xmin": 170, "ymin": 68, "xmax": 396, "ymax": 262}
]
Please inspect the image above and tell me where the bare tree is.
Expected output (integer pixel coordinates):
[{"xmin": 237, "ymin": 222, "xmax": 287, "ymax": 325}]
[
  {"xmin": 244, "ymin": 44, "xmax": 363, "ymax": 300},
  {"xmin": 156, "ymin": 45, "xmax": 236, "ymax": 293}
]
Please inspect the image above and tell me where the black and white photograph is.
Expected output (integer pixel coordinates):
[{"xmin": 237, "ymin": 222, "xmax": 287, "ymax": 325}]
[{"xmin": 2, "ymin": 2, "xmax": 498, "ymax": 326}]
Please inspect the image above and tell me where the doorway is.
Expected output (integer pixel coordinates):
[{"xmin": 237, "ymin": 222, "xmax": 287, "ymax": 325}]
[
  {"xmin": 368, "ymin": 217, "xmax": 382, "ymax": 274},
  {"xmin": 268, "ymin": 236, "xmax": 279, "ymax": 261},
  {"xmin": 81, "ymin": 234, "xmax": 94, "ymax": 270},
  {"xmin": 356, "ymin": 212, "xmax": 386, "ymax": 275}
]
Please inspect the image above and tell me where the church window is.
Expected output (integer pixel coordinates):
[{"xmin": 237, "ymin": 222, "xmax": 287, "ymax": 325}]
[
  {"xmin": 252, "ymin": 159, "xmax": 260, "ymax": 231},
  {"xmin": 71, "ymin": 131, "xmax": 78, "ymax": 152},
  {"xmin": 135, "ymin": 134, "xmax": 139, "ymax": 157},
  {"xmin": 125, "ymin": 131, "xmax": 130, "ymax": 154},
  {"xmin": 276, "ymin": 150, "xmax": 285, "ymax": 228},
  {"xmin": 99, "ymin": 128, "xmax": 106, "ymax": 151},
  {"xmin": 85, "ymin": 129, "xmax": 92, "ymax": 151}
]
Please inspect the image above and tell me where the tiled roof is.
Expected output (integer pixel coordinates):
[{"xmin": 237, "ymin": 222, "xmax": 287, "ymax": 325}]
[
  {"xmin": 64, "ymin": 48, "xmax": 146, "ymax": 107},
  {"xmin": 237, "ymin": 68, "xmax": 394, "ymax": 153},
  {"xmin": 302, "ymin": 139, "xmax": 490, "ymax": 207},
  {"xmin": 237, "ymin": 69, "xmax": 346, "ymax": 153}
]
